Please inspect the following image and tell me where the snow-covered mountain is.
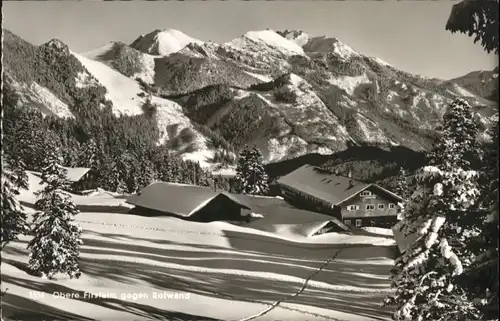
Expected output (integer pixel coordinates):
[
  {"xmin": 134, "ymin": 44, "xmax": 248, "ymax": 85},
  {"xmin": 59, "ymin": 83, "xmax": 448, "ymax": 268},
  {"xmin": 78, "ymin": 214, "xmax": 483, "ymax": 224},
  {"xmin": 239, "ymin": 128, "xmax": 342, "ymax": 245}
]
[
  {"xmin": 277, "ymin": 30, "xmax": 310, "ymax": 47},
  {"xmin": 3, "ymin": 28, "xmax": 497, "ymax": 170},
  {"xmin": 129, "ymin": 28, "xmax": 203, "ymax": 56}
]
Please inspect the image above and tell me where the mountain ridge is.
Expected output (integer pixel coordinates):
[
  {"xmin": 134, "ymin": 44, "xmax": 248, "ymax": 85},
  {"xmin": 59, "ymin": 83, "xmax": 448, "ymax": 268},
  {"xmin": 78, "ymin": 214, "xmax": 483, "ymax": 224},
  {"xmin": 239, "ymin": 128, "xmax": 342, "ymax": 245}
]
[{"xmin": 3, "ymin": 27, "xmax": 497, "ymax": 173}]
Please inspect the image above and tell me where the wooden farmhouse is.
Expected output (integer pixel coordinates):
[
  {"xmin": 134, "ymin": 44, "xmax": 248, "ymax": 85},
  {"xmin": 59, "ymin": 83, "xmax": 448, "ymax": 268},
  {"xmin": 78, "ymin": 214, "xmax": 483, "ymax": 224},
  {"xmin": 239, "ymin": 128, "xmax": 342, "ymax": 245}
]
[
  {"xmin": 126, "ymin": 182, "xmax": 251, "ymax": 222},
  {"xmin": 276, "ymin": 165, "xmax": 404, "ymax": 228}
]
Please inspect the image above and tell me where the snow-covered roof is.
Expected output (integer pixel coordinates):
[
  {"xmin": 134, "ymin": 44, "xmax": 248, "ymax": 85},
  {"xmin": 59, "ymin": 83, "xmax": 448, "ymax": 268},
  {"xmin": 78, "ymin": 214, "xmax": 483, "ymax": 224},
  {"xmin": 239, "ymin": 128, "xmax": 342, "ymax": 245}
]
[
  {"xmin": 64, "ymin": 167, "xmax": 91, "ymax": 182},
  {"xmin": 28, "ymin": 167, "xmax": 90, "ymax": 183},
  {"xmin": 126, "ymin": 182, "xmax": 250, "ymax": 217},
  {"xmin": 277, "ymin": 165, "xmax": 402, "ymax": 207},
  {"xmin": 236, "ymin": 194, "xmax": 350, "ymax": 235}
]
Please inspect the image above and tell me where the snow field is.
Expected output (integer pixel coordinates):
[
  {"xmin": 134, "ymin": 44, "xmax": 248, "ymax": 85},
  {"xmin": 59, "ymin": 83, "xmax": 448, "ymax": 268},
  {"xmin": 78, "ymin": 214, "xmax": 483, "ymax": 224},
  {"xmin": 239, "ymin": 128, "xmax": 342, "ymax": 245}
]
[
  {"xmin": 2, "ymin": 215, "xmax": 394, "ymax": 321},
  {"xmin": 2, "ymin": 196, "xmax": 396, "ymax": 321}
]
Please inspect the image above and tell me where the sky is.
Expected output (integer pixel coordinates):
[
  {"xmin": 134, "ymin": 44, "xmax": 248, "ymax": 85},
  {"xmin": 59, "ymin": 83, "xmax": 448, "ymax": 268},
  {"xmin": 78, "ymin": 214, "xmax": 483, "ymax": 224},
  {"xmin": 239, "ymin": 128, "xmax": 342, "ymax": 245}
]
[{"xmin": 3, "ymin": 1, "xmax": 498, "ymax": 80}]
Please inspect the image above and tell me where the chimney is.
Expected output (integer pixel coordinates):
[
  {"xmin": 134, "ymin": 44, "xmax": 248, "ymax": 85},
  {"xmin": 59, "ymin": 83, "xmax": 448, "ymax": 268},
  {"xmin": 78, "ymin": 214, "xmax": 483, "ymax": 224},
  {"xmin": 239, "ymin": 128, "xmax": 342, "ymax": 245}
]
[{"xmin": 348, "ymin": 179, "xmax": 354, "ymax": 188}]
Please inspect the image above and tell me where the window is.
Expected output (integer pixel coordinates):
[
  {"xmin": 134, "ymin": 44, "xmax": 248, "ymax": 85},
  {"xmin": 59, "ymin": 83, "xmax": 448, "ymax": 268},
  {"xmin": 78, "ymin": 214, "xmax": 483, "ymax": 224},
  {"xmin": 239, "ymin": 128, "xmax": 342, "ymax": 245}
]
[
  {"xmin": 347, "ymin": 205, "xmax": 359, "ymax": 211},
  {"xmin": 389, "ymin": 203, "xmax": 396, "ymax": 209},
  {"xmin": 344, "ymin": 220, "xmax": 351, "ymax": 226},
  {"xmin": 360, "ymin": 191, "xmax": 372, "ymax": 197},
  {"xmin": 366, "ymin": 204, "xmax": 375, "ymax": 210},
  {"xmin": 378, "ymin": 204, "xmax": 385, "ymax": 209},
  {"xmin": 355, "ymin": 219, "xmax": 362, "ymax": 227},
  {"xmin": 370, "ymin": 220, "xmax": 376, "ymax": 226}
]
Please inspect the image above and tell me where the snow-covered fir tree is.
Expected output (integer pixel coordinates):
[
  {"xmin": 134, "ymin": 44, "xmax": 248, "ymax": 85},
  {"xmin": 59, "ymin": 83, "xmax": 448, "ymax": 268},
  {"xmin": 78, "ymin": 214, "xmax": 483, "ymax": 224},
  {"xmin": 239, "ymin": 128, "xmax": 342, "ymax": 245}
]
[
  {"xmin": 395, "ymin": 167, "xmax": 410, "ymax": 200},
  {"xmin": 117, "ymin": 152, "xmax": 138, "ymax": 194},
  {"xmin": 459, "ymin": 119, "xmax": 499, "ymax": 320},
  {"xmin": 234, "ymin": 146, "xmax": 269, "ymax": 195},
  {"xmin": 385, "ymin": 98, "xmax": 485, "ymax": 321},
  {"xmin": 1, "ymin": 156, "xmax": 29, "ymax": 249},
  {"xmin": 78, "ymin": 138, "xmax": 98, "ymax": 169},
  {"xmin": 136, "ymin": 158, "xmax": 157, "ymax": 191},
  {"xmin": 28, "ymin": 150, "xmax": 83, "ymax": 279},
  {"xmin": 394, "ymin": 167, "xmax": 411, "ymax": 219}
]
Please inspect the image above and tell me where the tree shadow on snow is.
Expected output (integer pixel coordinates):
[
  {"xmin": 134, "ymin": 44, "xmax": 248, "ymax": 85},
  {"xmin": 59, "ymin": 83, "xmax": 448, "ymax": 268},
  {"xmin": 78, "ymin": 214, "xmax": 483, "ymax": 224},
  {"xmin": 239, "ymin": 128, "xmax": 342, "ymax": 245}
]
[
  {"xmin": 2, "ymin": 229, "xmax": 395, "ymax": 320},
  {"xmin": 2, "ymin": 292, "xmax": 95, "ymax": 321},
  {"xmin": 1, "ymin": 275, "xmax": 221, "ymax": 321}
]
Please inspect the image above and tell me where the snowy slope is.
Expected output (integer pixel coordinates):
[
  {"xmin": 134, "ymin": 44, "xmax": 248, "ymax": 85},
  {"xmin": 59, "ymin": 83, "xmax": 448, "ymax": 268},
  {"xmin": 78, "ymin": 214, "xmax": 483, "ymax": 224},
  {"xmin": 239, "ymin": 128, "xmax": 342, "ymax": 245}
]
[
  {"xmin": 72, "ymin": 52, "xmax": 215, "ymax": 166},
  {"xmin": 0, "ymin": 169, "xmax": 401, "ymax": 321},
  {"xmin": 328, "ymin": 72, "xmax": 372, "ymax": 95},
  {"xmin": 3, "ymin": 174, "xmax": 396, "ymax": 320},
  {"xmin": 7, "ymin": 78, "xmax": 74, "ymax": 118},
  {"xmin": 249, "ymin": 74, "xmax": 353, "ymax": 162},
  {"xmin": 3, "ymin": 215, "xmax": 395, "ymax": 321},
  {"xmin": 72, "ymin": 52, "xmax": 144, "ymax": 116},
  {"xmin": 130, "ymin": 29, "xmax": 203, "ymax": 56},
  {"xmin": 355, "ymin": 113, "xmax": 394, "ymax": 144},
  {"xmin": 81, "ymin": 42, "xmax": 116, "ymax": 59},
  {"xmin": 18, "ymin": 171, "xmax": 132, "ymax": 211},
  {"xmin": 370, "ymin": 56, "xmax": 393, "ymax": 67},
  {"xmin": 239, "ymin": 30, "xmax": 305, "ymax": 55},
  {"xmin": 82, "ymin": 42, "xmax": 156, "ymax": 84},
  {"xmin": 221, "ymin": 30, "xmax": 307, "ymax": 72}
]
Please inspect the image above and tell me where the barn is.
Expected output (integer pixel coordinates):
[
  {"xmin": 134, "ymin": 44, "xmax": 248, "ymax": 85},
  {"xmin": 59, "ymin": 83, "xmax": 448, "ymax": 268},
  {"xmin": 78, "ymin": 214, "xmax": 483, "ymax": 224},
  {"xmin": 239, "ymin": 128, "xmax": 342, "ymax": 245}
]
[
  {"xmin": 277, "ymin": 164, "xmax": 404, "ymax": 228},
  {"xmin": 29, "ymin": 167, "xmax": 91, "ymax": 194},
  {"xmin": 126, "ymin": 182, "xmax": 251, "ymax": 222}
]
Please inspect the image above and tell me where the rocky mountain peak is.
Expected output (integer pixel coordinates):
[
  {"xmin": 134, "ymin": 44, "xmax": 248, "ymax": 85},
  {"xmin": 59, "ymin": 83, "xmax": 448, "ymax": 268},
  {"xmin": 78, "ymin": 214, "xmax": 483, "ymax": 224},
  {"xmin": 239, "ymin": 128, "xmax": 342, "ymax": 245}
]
[
  {"xmin": 42, "ymin": 38, "xmax": 71, "ymax": 54},
  {"xmin": 277, "ymin": 30, "xmax": 310, "ymax": 47}
]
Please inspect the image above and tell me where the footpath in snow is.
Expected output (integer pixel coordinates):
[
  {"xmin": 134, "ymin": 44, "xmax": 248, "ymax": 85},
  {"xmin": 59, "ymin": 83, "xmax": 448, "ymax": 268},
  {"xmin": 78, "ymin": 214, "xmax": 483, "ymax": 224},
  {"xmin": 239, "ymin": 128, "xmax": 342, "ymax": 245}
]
[{"xmin": 2, "ymin": 196, "xmax": 395, "ymax": 321}]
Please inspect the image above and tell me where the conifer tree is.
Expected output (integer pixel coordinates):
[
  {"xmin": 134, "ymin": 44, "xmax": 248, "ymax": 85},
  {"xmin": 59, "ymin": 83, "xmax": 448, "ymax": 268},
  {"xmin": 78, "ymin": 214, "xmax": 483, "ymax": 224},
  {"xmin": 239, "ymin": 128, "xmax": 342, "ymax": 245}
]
[
  {"xmin": 28, "ymin": 150, "xmax": 83, "ymax": 279},
  {"xmin": 459, "ymin": 120, "xmax": 499, "ymax": 319},
  {"xmin": 153, "ymin": 148, "xmax": 173, "ymax": 182},
  {"xmin": 137, "ymin": 157, "xmax": 156, "ymax": 191},
  {"xmin": 96, "ymin": 153, "xmax": 121, "ymax": 192},
  {"xmin": 394, "ymin": 167, "xmax": 411, "ymax": 220},
  {"xmin": 385, "ymin": 99, "xmax": 484, "ymax": 321},
  {"xmin": 75, "ymin": 138, "xmax": 99, "ymax": 190},
  {"xmin": 78, "ymin": 138, "xmax": 98, "ymax": 169},
  {"xmin": 395, "ymin": 167, "xmax": 410, "ymax": 200},
  {"xmin": 1, "ymin": 156, "xmax": 29, "ymax": 249},
  {"xmin": 117, "ymin": 152, "xmax": 139, "ymax": 194},
  {"xmin": 234, "ymin": 146, "xmax": 269, "ymax": 195}
]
